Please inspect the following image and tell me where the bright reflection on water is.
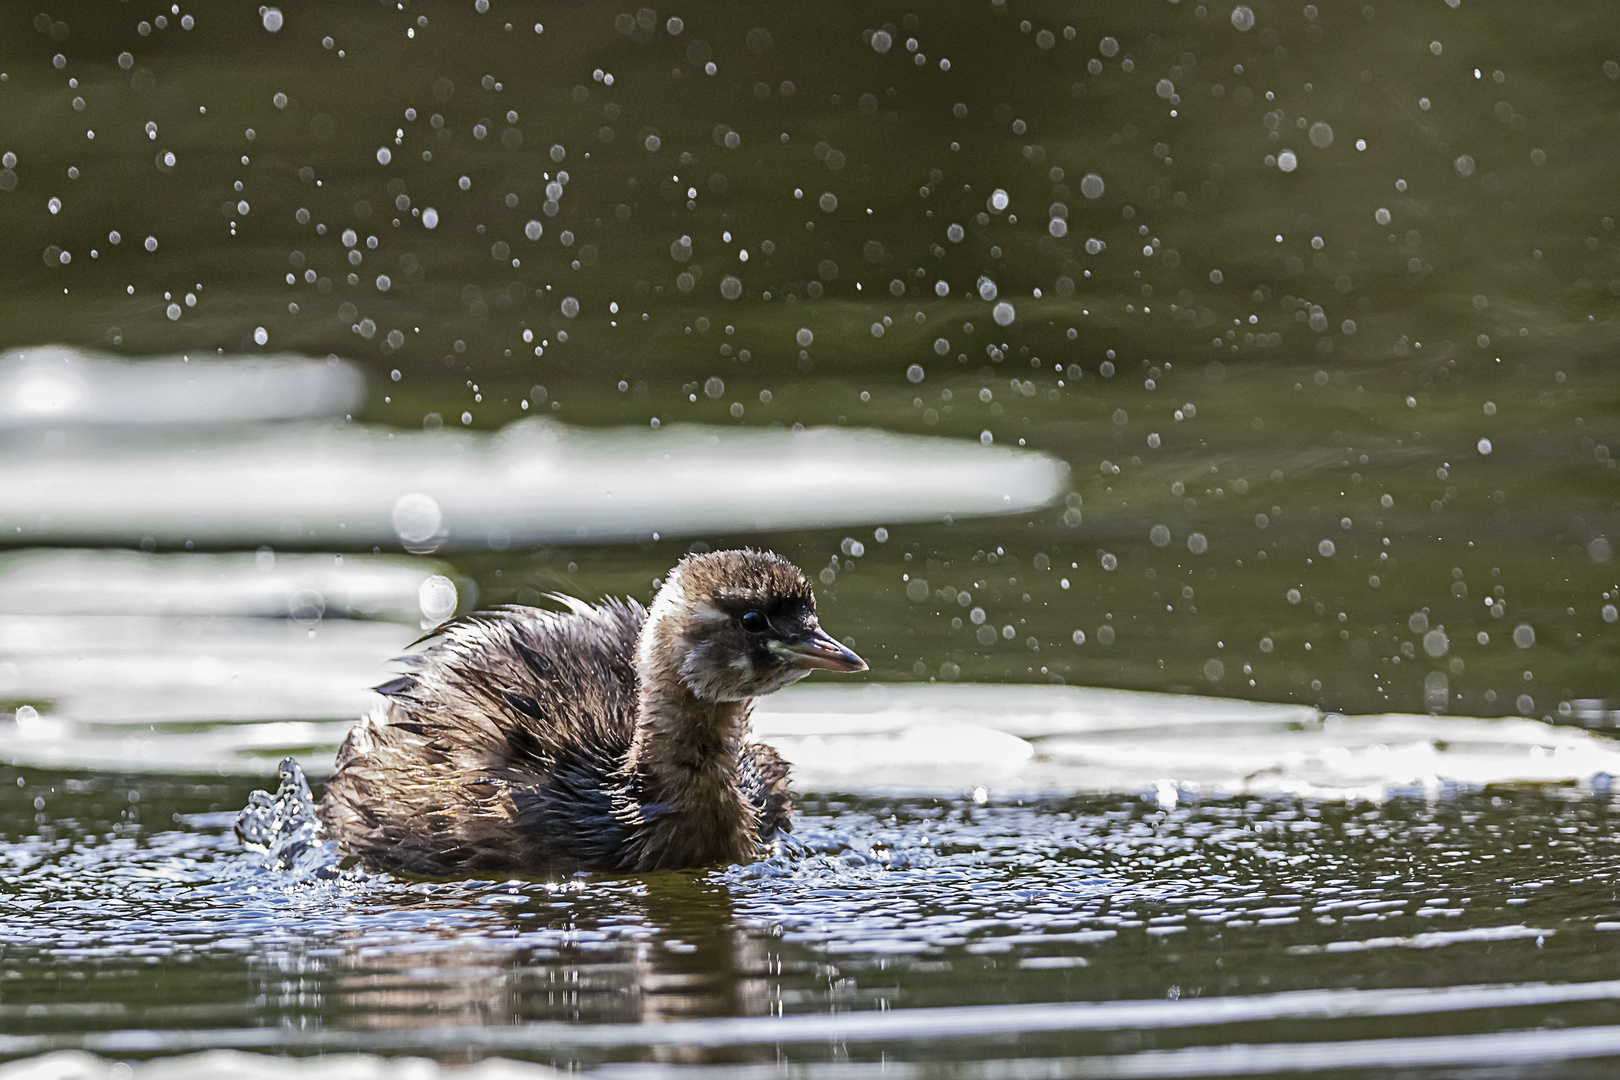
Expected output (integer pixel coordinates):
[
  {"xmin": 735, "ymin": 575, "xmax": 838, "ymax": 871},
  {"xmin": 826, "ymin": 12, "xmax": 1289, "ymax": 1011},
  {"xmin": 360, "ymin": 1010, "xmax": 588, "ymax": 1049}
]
[{"xmin": 5, "ymin": 765, "xmax": 1620, "ymax": 1071}]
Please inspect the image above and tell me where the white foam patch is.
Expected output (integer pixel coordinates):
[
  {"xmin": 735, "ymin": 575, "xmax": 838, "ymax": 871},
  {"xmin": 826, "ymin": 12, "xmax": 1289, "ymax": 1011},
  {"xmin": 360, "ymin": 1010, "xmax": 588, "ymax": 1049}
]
[
  {"xmin": 0, "ymin": 548, "xmax": 450, "ymax": 621},
  {"xmin": 758, "ymin": 683, "xmax": 1620, "ymax": 800},
  {"xmin": 0, "ymin": 1051, "xmax": 564, "ymax": 1079},
  {"xmin": 0, "ymin": 418, "xmax": 1069, "ymax": 549},
  {"xmin": 0, "ymin": 347, "xmax": 363, "ymax": 427},
  {"xmin": 1287, "ymin": 925, "xmax": 1552, "ymax": 954}
]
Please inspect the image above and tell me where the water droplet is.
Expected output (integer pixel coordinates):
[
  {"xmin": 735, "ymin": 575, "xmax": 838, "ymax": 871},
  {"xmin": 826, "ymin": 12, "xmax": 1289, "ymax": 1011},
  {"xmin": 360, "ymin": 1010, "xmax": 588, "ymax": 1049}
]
[
  {"xmin": 392, "ymin": 493, "xmax": 442, "ymax": 545},
  {"xmin": 906, "ymin": 364, "xmax": 925, "ymax": 384},
  {"xmin": 560, "ymin": 296, "xmax": 579, "ymax": 317},
  {"xmin": 1187, "ymin": 532, "xmax": 1208, "ymax": 554},
  {"xmin": 1318, "ymin": 539, "xmax": 1336, "ymax": 557},
  {"xmin": 796, "ymin": 327, "xmax": 814, "ymax": 347},
  {"xmin": 1423, "ymin": 628, "xmax": 1450, "ymax": 657},
  {"xmin": 992, "ymin": 302, "xmax": 1015, "ymax": 326},
  {"xmin": 871, "ymin": 30, "xmax": 892, "ymax": 53},
  {"xmin": 418, "ymin": 574, "xmax": 458, "ymax": 624},
  {"xmin": 262, "ymin": 7, "xmax": 283, "ymax": 32},
  {"xmin": 1231, "ymin": 5, "xmax": 1255, "ymax": 31},
  {"xmin": 1080, "ymin": 173, "xmax": 1105, "ymax": 199},
  {"xmin": 1478, "ymin": 438, "xmax": 1492, "ymax": 455},
  {"xmin": 1513, "ymin": 623, "xmax": 1536, "ymax": 648}
]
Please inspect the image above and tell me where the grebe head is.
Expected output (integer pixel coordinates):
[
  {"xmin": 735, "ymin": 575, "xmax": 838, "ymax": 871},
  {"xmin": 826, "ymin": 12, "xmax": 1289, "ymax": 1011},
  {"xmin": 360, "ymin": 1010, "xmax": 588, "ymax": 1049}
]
[{"xmin": 640, "ymin": 549, "xmax": 866, "ymax": 702}]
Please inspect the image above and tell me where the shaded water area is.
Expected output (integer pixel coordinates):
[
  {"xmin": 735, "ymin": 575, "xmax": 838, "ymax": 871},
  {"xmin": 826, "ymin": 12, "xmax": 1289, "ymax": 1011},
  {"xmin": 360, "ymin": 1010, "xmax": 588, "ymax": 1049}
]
[{"xmin": 4, "ymin": 0, "xmax": 1620, "ymax": 1074}]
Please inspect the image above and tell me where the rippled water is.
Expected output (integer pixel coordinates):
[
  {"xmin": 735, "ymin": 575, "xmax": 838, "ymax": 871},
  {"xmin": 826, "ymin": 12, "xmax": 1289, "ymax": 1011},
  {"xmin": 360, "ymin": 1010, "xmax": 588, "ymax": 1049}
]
[{"xmin": 5, "ymin": 764, "xmax": 1620, "ymax": 1073}]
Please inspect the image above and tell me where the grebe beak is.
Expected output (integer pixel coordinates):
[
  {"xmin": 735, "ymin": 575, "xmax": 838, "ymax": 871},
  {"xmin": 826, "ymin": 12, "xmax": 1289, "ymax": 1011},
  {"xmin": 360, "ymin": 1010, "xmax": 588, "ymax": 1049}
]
[{"xmin": 781, "ymin": 627, "xmax": 868, "ymax": 672}]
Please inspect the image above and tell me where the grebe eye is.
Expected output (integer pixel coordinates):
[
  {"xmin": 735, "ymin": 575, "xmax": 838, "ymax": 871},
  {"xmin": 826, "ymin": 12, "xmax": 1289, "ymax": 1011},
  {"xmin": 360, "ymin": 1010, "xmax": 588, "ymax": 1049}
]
[{"xmin": 740, "ymin": 609, "xmax": 768, "ymax": 634}]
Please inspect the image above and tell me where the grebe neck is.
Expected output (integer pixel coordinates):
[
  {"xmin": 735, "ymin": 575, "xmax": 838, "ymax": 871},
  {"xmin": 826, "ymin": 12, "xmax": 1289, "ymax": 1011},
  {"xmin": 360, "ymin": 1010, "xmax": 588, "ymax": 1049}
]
[{"xmin": 624, "ymin": 581, "xmax": 757, "ymax": 864}]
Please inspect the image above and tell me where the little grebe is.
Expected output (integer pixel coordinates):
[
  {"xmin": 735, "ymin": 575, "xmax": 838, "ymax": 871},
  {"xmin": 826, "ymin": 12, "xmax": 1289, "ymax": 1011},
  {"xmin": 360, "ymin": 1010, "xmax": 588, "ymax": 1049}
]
[{"xmin": 316, "ymin": 549, "xmax": 865, "ymax": 876}]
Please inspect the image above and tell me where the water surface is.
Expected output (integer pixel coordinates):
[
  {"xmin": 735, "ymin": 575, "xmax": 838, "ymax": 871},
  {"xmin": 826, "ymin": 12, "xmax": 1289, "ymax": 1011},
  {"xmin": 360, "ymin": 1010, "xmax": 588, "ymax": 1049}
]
[{"xmin": 5, "ymin": 765, "xmax": 1620, "ymax": 1075}]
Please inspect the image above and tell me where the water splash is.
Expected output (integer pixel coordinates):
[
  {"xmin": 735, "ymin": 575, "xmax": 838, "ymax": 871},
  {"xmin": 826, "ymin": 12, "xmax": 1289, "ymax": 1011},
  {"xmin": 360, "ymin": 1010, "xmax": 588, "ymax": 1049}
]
[
  {"xmin": 727, "ymin": 821, "xmax": 937, "ymax": 882},
  {"xmin": 235, "ymin": 757, "xmax": 341, "ymax": 878}
]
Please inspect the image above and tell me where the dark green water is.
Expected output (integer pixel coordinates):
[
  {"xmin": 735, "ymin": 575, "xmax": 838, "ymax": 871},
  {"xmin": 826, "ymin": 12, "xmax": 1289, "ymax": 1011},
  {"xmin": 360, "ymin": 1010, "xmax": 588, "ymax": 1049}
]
[{"xmin": 5, "ymin": 0, "xmax": 1620, "ymax": 1073}]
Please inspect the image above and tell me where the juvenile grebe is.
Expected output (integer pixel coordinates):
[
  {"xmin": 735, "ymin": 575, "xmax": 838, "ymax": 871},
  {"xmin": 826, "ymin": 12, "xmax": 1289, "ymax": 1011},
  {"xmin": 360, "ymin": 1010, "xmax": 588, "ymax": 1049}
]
[{"xmin": 315, "ymin": 549, "xmax": 865, "ymax": 876}]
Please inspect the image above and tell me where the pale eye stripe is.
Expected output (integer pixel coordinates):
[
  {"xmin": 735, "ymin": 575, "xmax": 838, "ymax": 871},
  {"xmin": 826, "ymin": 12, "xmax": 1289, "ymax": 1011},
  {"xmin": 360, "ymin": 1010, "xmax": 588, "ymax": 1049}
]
[{"xmin": 692, "ymin": 602, "xmax": 733, "ymax": 623}]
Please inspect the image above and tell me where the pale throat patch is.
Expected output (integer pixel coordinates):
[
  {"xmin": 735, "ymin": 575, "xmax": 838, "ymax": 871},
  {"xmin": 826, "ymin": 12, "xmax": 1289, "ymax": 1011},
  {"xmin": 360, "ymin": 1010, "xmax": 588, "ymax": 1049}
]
[{"xmin": 637, "ymin": 577, "xmax": 688, "ymax": 667}]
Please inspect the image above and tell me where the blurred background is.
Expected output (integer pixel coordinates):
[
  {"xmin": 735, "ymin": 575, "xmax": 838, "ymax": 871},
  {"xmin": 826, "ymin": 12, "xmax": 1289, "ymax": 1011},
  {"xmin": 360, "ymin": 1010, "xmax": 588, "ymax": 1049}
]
[{"xmin": 3, "ymin": 0, "xmax": 1617, "ymax": 729}]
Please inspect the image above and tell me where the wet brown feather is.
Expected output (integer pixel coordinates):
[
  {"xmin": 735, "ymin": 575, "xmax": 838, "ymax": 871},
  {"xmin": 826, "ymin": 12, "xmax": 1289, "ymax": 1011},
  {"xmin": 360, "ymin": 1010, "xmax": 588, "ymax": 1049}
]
[{"xmin": 319, "ymin": 551, "xmax": 807, "ymax": 877}]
